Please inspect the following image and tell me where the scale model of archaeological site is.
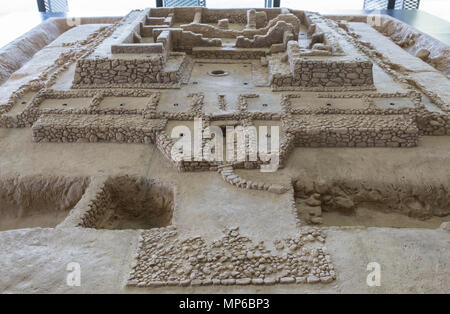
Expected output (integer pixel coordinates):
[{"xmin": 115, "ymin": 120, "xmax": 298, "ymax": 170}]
[{"xmin": 0, "ymin": 6, "xmax": 449, "ymax": 293}]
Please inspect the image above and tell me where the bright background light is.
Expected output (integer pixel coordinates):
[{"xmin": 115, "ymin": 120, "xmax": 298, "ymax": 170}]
[
  {"xmin": 420, "ymin": 0, "xmax": 450, "ymax": 21},
  {"xmin": 0, "ymin": 0, "xmax": 449, "ymax": 49}
]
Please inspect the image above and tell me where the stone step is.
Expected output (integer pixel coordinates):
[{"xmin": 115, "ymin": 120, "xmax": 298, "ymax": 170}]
[{"xmin": 218, "ymin": 165, "xmax": 287, "ymax": 194}]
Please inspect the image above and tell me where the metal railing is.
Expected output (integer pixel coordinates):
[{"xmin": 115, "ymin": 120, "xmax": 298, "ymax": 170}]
[
  {"xmin": 157, "ymin": 0, "xmax": 206, "ymax": 7},
  {"xmin": 364, "ymin": 0, "xmax": 420, "ymax": 10},
  {"xmin": 37, "ymin": 0, "xmax": 68, "ymax": 13}
]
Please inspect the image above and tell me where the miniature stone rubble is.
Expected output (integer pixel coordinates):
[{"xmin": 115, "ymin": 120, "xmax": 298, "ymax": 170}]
[{"xmin": 128, "ymin": 226, "xmax": 335, "ymax": 287}]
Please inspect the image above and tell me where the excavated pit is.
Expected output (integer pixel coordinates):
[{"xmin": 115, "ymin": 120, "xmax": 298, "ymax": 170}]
[
  {"xmin": 0, "ymin": 176, "xmax": 90, "ymax": 231},
  {"xmin": 293, "ymin": 179, "xmax": 450, "ymax": 228},
  {"xmin": 82, "ymin": 176, "xmax": 174, "ymax": 230}
]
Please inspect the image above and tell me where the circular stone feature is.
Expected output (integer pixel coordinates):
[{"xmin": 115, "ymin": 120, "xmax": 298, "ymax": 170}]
[{"xmin": 208, "ymin": 70, "xmax": 229, "ymax": 77}]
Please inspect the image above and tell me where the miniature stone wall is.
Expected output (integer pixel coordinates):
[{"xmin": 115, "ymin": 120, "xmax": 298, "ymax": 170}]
[
  {"xmin": 1, "ymin": 6, "xmax": 447, "ymax": 179},
  {"xmin": 77, "ymin": 181, "xmax": 113, "ymax": 228},
  {"xmin": 17, "ymin": 86, "xmax": 428, "ymax": 173},
  {"xmin": 73, "ymin": 55, "xmax": 166, "ymax": 86},
  {"xmin": 72, "ymin": 52, "xmax": 192, "ymax": 89},
  {"xmin": 179, "ymin": 8, "xmax": 281, "ymax": 24},
  {"xmin": 110, "ymin": 15, "xmax": 167, "ymax": 55},
  {"xmin": 0, "ymin": 88, "xmax": 161, "ymax": 128},
  {"xmin": 279, "ymin": 92, "xmax": 431, "ymax": 147},
  {"xmin": 282, "ymin": 92, "xmax": 422, "ymax": 115},
  {"xmin": 180, "ymin": 23, "xmax": 240, "ymax": 39},
  {"xmin": 32, "ymin": 114, "xmax": 166, "ymax": 144},
  {"xmin": 206, "ymin": 9, "xmax": 278, "ymax": 24},
  {"xmin": 140, "ymin": 14, "xmax": 174, "ymax": 37},
  {"xmin": 415, "ymin": 111, "xmax": 450, "ymax": 136},
  {"xmin": 272, "ymin": 41, "xmax": 374, "ymax": 88},
  {"xmin": 71, "ymin": 9, "xmax": 185, "ymax": 88},
  {"xmin": 235, "ymin": 21, "xmax": 294, "ymax": 49},
  {"xmin": 286, "ymin": 114, "xmax": 418, "ymax": 148},
  {"xmin": 181, "ymin": 12, "xmax": 300, "ymax": 41},
  {"xmin": 111, "ymin": 43, "xmax": 164, "ymax": 54},
  {"xmin": 303, "ymin": 13, "xmax": 344, "ymax": 55},
  {"xmin": 192, "ymin": 47, "xmax": 267, "ymax": 59},
  {"xmin": 168, "ymin": 29, "xmax": 222, "ymax": 52}
]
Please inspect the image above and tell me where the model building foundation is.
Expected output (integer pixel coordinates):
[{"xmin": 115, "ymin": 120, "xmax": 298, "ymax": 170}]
[{"xmin": 0, "ymin": 6, "xmax": 449, "ymax": 293}]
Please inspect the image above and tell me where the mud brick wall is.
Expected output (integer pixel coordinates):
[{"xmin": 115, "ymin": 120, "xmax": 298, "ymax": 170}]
[
  {"xmin": 72, "ymin": 56, "xmax": 179, "ymax": 86},
  {"xmin": 181, "ymin": 23, "xmax": 240, "ymax": 39},
  {"xmin": 32, "ymin": 114, "xmax": 165, "ymax": 144}
]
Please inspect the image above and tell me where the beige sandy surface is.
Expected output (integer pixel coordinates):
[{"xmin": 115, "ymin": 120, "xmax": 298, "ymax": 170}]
[
  {"xmin": 0, "ymin": 127, "xmax": 449, "ymax": 293},
  {"xmin": 0, "ymin": 226, "xmax": 448, "ymax": 293}
]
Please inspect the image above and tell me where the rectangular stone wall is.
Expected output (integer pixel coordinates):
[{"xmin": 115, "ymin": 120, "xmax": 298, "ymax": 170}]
[
  {"xmin": 111, "ymin": 43, "xmax": 164, "ymax": 54},
  {"xmin": 273, "ymin": 41, "xmax": 374, "ymax": 88},
  {"xmin": 73, "ymin": 57, "xmax": 178, "ymax": 86},
  {"xmin": 289, "ymin": 114, "xmax": 418, "ymax": 147},
  {"xmin": 32, "ymin": 114, "xmax": 165, "ymax": 144},
  {"xmin": 273, "ymin": 59, "xmax": 374, "ymax": 88},
  {"xmin": 192, "ymin": 47, "xmax": 267, "ymax": 59}
]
